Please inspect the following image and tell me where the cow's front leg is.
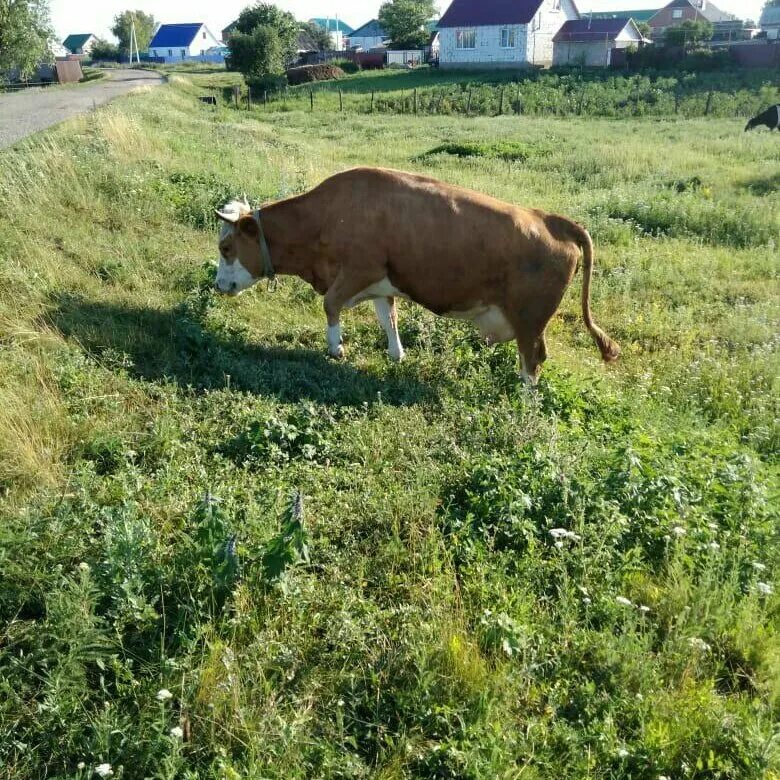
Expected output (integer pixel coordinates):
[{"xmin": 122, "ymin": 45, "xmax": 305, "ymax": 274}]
[
  {"xmin": 324, "ymin": 270, "xmax": 379, "ymax": 360},
  {"xmin": 374, "ymin": 297, "xmax": 405, "ymax": 362}
]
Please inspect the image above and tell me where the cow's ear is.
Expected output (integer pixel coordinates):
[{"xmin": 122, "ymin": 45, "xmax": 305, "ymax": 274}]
[
  {"xmin": 237, "ymin": 216, "xmax": 259, "ymax": 236},
  {"xmin": 215, "ymin": 209, "xmax": 240, "ymax": 223}
]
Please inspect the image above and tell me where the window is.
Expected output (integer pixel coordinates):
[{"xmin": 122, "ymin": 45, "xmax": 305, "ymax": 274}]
[
  {"xmin": 500, "ymin": 27, "xmax": 516, "ymax": 47},
  {"xmin": 552, "ymin": 0, "xmax": 561, "ymax": 9},
  {"xmin": 672, "ymin": 8, "xmax": 683, "ymax": 17},
  {"xmin": 203, "ymin": 32, "xmax": 207, "ymax": 39},
  {"xmin": 168, "ymin": 49, "xmax": 172, "ymax": 57},
  {"xmin": 532, "ymin": 13, "xmax": 541, "ymax": 30},
  {"xmin": 456, "ymin": 29, "xmax": 476, "ymax": 48},
  {"xmin": 181, "ymin": 48, "xmax": 186, "ymax": 58}
]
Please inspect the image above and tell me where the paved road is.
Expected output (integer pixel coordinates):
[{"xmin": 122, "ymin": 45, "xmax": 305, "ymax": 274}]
[{"xmin": 0, "ymin": 69, "xmax": 164, "ymax": 150}]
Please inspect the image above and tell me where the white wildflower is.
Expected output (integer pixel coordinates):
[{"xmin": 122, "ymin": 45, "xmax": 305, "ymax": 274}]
[
  {"xmin": 752, "ymin": 562, "xmax": 766, "ymax": 572},
  {"xmin": 688, "ymin": 637, "xmax": 711, "ymax": 652},
  {"xmin": 756, "ymin": 582, "xmax": 773, "ymax": 596},
  {"xmin": 671, "ymin": 526, "xmax": 686, "ymax": 537},
  {"xmin": 170, "ymin": 726, "xmax": 184, "ymax": 739},
  {"xmin": 617, "ymin": 748, "xmax": 629, "ymax": 758},
  {"xmin": 616, "ymin": 596, "xmax": 633, "ymax": 607},
  {"xmin": 77, "ymin": 763, "xmax": 86, "ymax": 770},
  {"xmin": 94, "ymin": 765, "xmax": 113, "ymax": 778},
  {"xmin": 708, "ymin": 541, "xmax": 720, "ymax": 551},
  {"xmin": 549, "ymin": 528, "xmax": 581, "ymax": 541},
  {"xmin": 78, "ymin": 562, "xmax": 91, "ymax": 573},
  {"xmin": 582, "ymin": 597, "xmax": 592, "ymax": 606},
  {"xmin": 639, "ymin": 605, "xmax": 651, "ymax": 614},
  {"xmin": 156, "ymin": 688, "xmax": 173, "ymax": 702},
  {"xmin": 337, "ymin": 699, "xmax": 345, "ymax": 707}
]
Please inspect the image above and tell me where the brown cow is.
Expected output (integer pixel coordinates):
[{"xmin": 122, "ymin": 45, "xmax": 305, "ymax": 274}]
[{"xmin": 214, "ymin": 167, "xmax": 619, "ymax": 384}]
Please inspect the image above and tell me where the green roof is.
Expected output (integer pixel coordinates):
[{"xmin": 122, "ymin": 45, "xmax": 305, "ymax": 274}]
[
  {"xmin": 62, "ymin": 33, "xmax": 93, "ymax": 52},
  {"xmin": 309, "ymin": 17, "xmax": 354, "ymax": 34},
  {"xmin": 588, "ymin": 8, "xmax": 659, "ymax": 21}
]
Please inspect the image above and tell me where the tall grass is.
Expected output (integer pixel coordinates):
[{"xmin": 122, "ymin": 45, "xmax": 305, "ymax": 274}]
[{"xmin": 0, "ymin": 76, "xmax": 777, "ymax": 779}]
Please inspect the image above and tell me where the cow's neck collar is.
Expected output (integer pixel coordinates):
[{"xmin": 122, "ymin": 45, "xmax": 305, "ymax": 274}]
[{"xmin": 251, "ymin": 209, "xmax": 275, "ymax": 282}]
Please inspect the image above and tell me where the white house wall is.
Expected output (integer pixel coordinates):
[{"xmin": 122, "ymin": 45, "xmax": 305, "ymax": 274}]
[
  {"xmin": 439, "ymin": 0, "xmax": 578, "ymax": 68},
  {"xmin": 349, "ymin": 35, "xmax": 385, "ymax": 49},
  {"xmin": 439, "ymin": 24, "xmax": 528, "ymax": 67},
  {"xmin": 530, "ymin": 0, "xmax": 579, "ymax": 64}
]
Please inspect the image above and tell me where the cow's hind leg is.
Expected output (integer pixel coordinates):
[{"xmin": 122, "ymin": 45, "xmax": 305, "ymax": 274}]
[{"xmin": 374, "ymin": 297, "xmax": 405, "ymax": 362}]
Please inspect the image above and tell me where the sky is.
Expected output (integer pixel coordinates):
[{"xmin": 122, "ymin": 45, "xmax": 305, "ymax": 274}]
[{"xmin": 49, "ymin": 0, "xmax": 766, "ymax": 42}]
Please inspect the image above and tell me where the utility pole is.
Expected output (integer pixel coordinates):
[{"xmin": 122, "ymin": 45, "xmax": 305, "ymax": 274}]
[{"xmin": 129, "ymin": 14, "xmax": 140, "ymax": 64}]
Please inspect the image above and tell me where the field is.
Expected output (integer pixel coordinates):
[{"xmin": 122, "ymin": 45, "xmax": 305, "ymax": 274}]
[{"xmin": 0, "ymin": 69, "xmax": 778, "ymax": 779}]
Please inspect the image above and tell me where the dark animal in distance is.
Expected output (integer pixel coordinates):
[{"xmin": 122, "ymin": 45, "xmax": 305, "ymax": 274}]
[
  {"xmin": 212, "ymin": 168, "xmax": 620, "ymax": 386},
  {"xmin": 198, "ymin": 96, "xmax": 217, "ymax": 106},
  {"xmin": 745, "ymin": 104, "xmax": 780, "ymax": 131}
]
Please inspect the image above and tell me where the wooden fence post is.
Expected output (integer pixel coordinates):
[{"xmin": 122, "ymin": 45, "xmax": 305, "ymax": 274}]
[
  {"xmin": 414, "ymin": 88, "xmax": 418, "ymax": 114},
  {"xmin": 310, "ymin": 89, "xmax": 314, "ymax": 111},
  {"xmin": 498, "ymin": 87, "xmax": 505, "ymax": 116},
  {"xmin": 264, "ymin": 90, "xmax": 268, "ymax": 107},
  {"xmin": 466, "ymin": 89, "xmax": 472, "ymax": 116},
  {"xmin": 705, "ymin": 90, "xmax": 713, "ymax": 116},
  {"xmin": 233, "ymin": 85, "xmax": 240, "ymax": 108},
  {"xmin": 371, "ymin": 90, "xmax": 375, "ymax": 112},
  {"xmin": 339, "ymin": 89, "xmax": 343, "ymax": 112},
  {"xmin": 516, "ymin": 84, "xmax": 522, "ymax": 114}
]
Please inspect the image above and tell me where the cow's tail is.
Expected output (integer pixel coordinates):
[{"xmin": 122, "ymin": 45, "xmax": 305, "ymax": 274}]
[{"xmin": 573, "ymin": 224, "xmax": 621, "ymax": 363}]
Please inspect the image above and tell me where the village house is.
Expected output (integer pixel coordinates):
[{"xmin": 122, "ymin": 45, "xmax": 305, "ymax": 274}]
[
  {"xmin": 62, "ymin": 33, "xmax": 97, "ymax": 56},
  {"xmin": 309, "ymin": 18, "xmax": 354, "ymax": 49},
  {"xmin": 436, "ymin": 0, "xmax": 580, "ymax": 68},
  {"xmin": 347, "ymin": 19, "xmax": 390, "ymax": 49},
  {"xmin": 759, "ymin": 3, "xmax": 780, "ymax": 38},
  {"xmin": 148, "ymin": 23, "xmax": 222, "ymax": 62},
  {"xmin": 647, "ymin": 0, "xmax": 736, "ymax": 39},
  {"xmin": 553, "ymin": 17, "xmax": 648, "ymax": 66}
]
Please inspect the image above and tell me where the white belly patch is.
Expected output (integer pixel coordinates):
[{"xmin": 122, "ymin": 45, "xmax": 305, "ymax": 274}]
[
  {"xmin": 448, "ymin": 305, "xmax": 515, "ymax": 344},
  {"xmin": 346, "ymin": 277, "xmax": 408, "ymax": 308}
]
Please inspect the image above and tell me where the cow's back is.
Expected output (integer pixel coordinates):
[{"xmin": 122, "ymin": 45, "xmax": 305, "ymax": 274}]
[{"xmin": 311, "ymin": 168, "xmax": 578, "ymax": 314}]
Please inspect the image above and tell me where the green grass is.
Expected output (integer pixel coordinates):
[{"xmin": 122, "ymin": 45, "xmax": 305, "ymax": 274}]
[
  {"xmin": 0, "ymin": 75, "xmax": 778, "ymax": 779},
  {"xmin": 265, "ymin": 66, "xmax": 779, "ymax": 120}
]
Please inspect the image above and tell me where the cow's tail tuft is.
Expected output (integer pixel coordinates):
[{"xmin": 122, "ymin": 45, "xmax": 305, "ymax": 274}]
[{"xmin": 574, "ymin": 224, "xmax": 621, "ymax": 363}]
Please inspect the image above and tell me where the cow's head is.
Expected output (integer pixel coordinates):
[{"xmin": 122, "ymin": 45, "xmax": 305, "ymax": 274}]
[
  {"xmin": 213, "ymin": 198, "xmax": 264, "ymax": 296},
  {"xmin": 744, "ymin": 116, "xmax": 758, "ymax": 132}
]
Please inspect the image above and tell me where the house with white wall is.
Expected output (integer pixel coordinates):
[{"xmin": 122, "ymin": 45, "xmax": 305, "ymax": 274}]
[
  {"xmin": 437, "ymin": 0, "xmax": 579, "ymax": 68},
  {"xmin": 148, "ymin": 23, "xmax": 222, "ymax": 62},
  {"xmin": 62, "ymin": 34, "xmax": 98, "ymax": 56},
  {"xmin": 347, "ymin": 19, "xmax": 389, "ymax": 49},
  {"xmin": 553, "ymin": 17, "xmax": 647, "ymax": 66}
]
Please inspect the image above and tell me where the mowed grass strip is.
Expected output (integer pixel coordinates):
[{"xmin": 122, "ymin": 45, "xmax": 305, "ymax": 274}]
[{"xmin": 0, "ymin": 75, "xmax": 777, "ymax": 779}]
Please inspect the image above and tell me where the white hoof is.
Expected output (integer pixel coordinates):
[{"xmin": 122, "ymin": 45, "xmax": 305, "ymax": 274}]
[{"xmin": 329, "ymin": 344, "xmax": 345, "ymax": 360}]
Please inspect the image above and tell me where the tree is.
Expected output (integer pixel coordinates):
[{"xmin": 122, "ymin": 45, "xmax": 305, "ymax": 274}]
[
  {"xmin": 0, "ymin": 0, "xmax": 52, "ymax": 79},
  {"xmin": 111, "ymin": 10, "xmax": 156, "ymax": 56},
  {"xmin": 226, "ymin": 24, "xmax": 283, "ymax": 78},
  {"xmin": 665, "ymin": 19, "xmax": 713, "ymax": 49},
  {"xmin": 301, "ymin": 20, "xmax": 333, "ymax": 51},
  {"xmin": 232, "ymin": 2, "xmax": 298, "ymax": 62},
  {"xmin": 379, "ymin": 0, "xmax": 437, "ymax": 49},
  {"xmin": 90, "ymin": 38, "xmax": 120, "ymax": 61},
  {"xmin": 636, "ymin": 21, "xmax": 652, "ymax": 39}
]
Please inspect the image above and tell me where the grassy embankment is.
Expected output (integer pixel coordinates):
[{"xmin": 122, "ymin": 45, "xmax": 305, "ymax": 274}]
[{"xmin": 0, "ymin": 70, "xmax": 777, "ymax": 778}]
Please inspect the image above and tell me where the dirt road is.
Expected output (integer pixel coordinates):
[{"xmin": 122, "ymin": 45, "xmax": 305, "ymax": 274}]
[{"xmin": 0, "ymin": 69, "xmax": 164, "ymax": 150}]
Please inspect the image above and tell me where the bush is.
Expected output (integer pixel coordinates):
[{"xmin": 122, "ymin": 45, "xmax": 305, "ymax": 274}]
[
  {"xmin": 331, "ymin": 58, "xmax": 361, "ymax": 74},
  {"xmin": 246, "ymin": 74, "xmax": 287, "ymax": 96},
  {"xmin": 286, "ymin": 64, "xmax": 345, "ymax": 85}
]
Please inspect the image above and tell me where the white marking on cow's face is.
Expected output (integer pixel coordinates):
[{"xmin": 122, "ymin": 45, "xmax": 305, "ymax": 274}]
[
  {"xmin": 215, "ymin": 255, "xmax": 258, "ymax": 296},
  {"xmin": 374, "ymin": 298, "xmax": 405, "ymax": 362},
  {"xmin": 327, "ymin": 324, "xmax": 344, "ymax": 358}
]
